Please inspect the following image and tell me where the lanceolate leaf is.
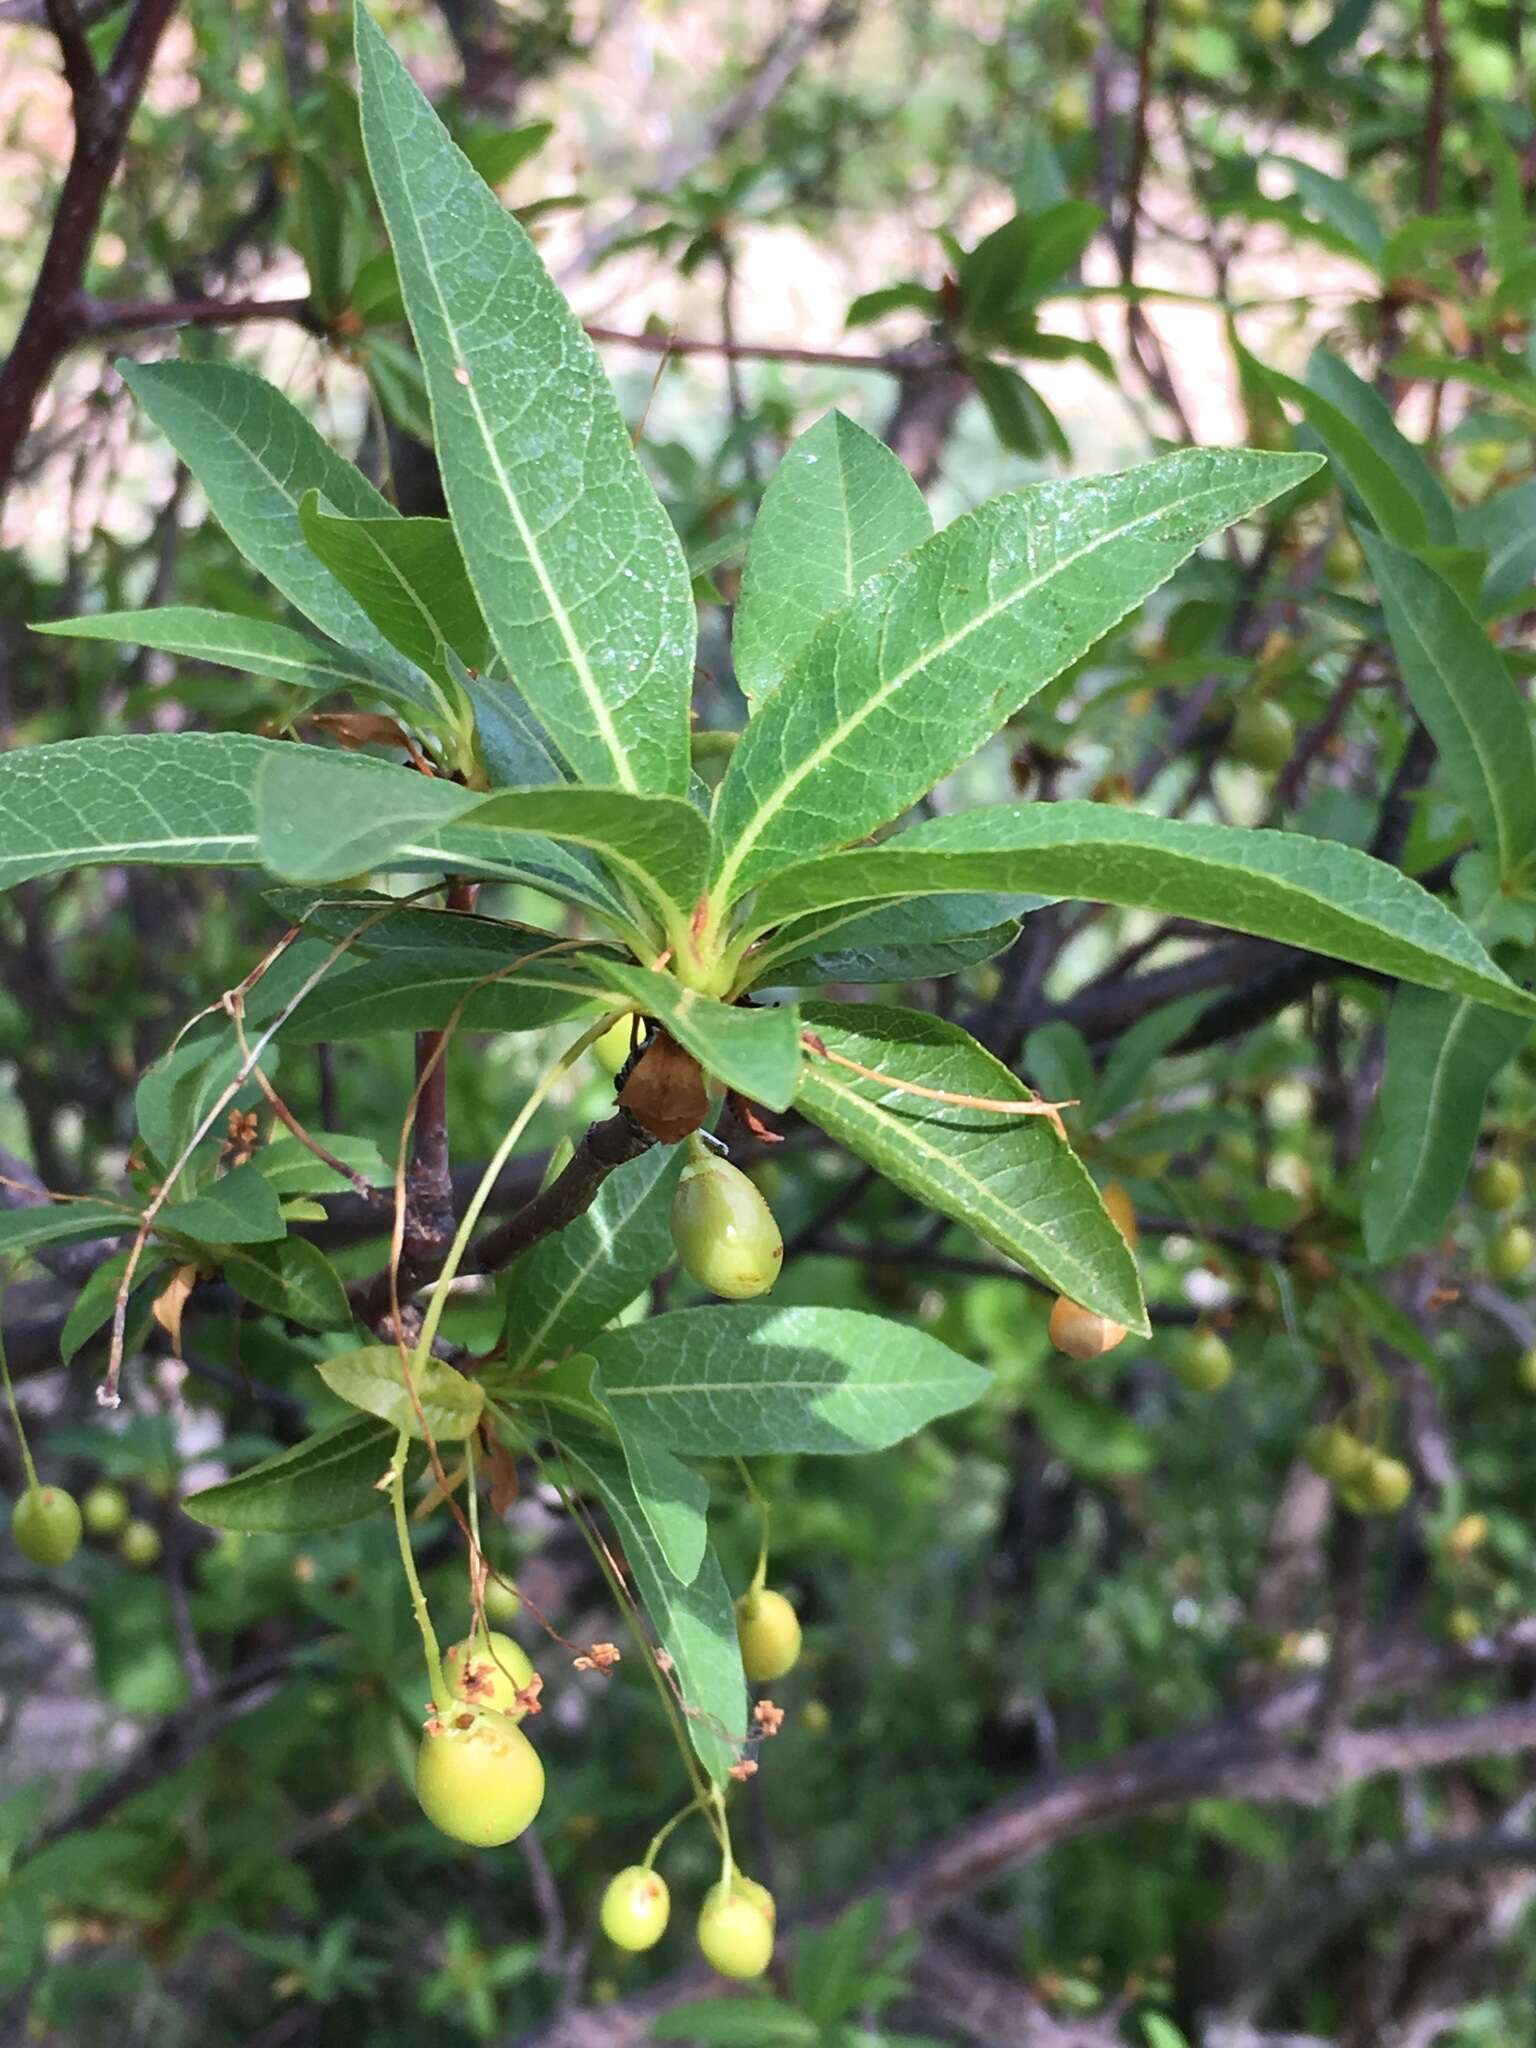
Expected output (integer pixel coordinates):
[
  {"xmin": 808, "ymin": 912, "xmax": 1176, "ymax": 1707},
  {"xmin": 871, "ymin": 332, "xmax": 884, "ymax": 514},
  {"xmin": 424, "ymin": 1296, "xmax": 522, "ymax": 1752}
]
[
  {"xmin": 501, "ymin": 1147, "xmax": 684, "ymax": 1370},
  {"xmin": 592, "ymin": 966, "xmax": 802, "ymax": 1110},
  {"xmin": 752, "ymin": 893, "xmax": 1033, "ymax": 988},
  {"xmin": 612, "ymin": 1424, "xmax": 709, "ymax": 1584},
  {"xmin": 1266, "ymin": 349, "xmax": 1454, "ymax": 548},
  {"xmin": 117, "ymin": 360, "xmax": 436, "ymax": 716},
  {"xmin": 588, "ymin": 1303, "xmax": 993, "ymax": 1453},
  {"xmin": 732, "ymin": 410, "xmax": 932, "ymax": 705},
  {"xmin": 745, "ymin": 804, "xmax": 1536, "ymax": 1020},
  {"xmin": 298, "ymin": 496, "xmax": 490, "ymax": 685},
  {"xmin": 278, "ymin": 943, "xmax": 607, "ymax": 1044},
  {"xmin": 34, "ymin": 609, "xmax": 426, "ymax": 720},
  {"xmin": 157, "ymin": 1163, "xmax": 288, "ymax": 1245},
  {"xmin": 355, "ymin": 9, "xmax": 695, "ymax": 795},
  {"xmin": 0, "ymin": 1201, "xmax": 134, "ymax": 1256},
  {"xmin": 1362, "ymin": 986, "xmax": 1531, "ymax": 1263},
  {"xmin": 183, "ymin": 1416, "xmax": 401, "ymax": 1533},
  {"xmin": 794, "ymin": 1003, "xmax": 1148, "ymax": 1333},
  {"xmin": 1362, "ymin": 530, "xmax": 1536, "ymax": 879},
  {"xmin": 221, "ymin": 1237, "xmax": 355, "ymax": 1330},
  {"xmin": 709, "ymin": 449, "xmax": 1321, "ymax": 905},
  {"xmin": 556, "ymin": 1423, "xmax": 744, "ymax": 1783},
  {"xmin": 316, "ymin": 1345, "xmax": 484, "ymax": 1441}
]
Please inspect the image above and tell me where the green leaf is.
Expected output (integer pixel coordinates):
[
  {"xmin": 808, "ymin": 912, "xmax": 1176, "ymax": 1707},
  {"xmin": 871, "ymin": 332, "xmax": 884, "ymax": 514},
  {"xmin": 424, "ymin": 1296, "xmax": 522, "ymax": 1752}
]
[
  {"xmin": 459, "ymin": 667, "xmax": 572, "ymax": 787},
  {"xmin": 761, "ymin": 893, "xmax": 1026, "ymax": 988},
  {"xmin": 221, "ymin": 1237, "xmax": 356, "ymax": 1330},
  {"xmin": 556, "ymin": 1422, "xmax": 744, "ymax": 1783},
  {"xmin": 60, "ymin": 1251, "xmax": 154, "ymax": 1364},
  {"xmin": 118, "ymin": 360, "xmax": 436, "ymax": 715},
  {"xmin": 795, "ymin": 1002, "xmax": 1147, "ymax": 1333},
  {"xmin": 612, "ymin": 1422, "xmax": 709, "ymax": 1584},
  {"xmin": 1094, "ymin": 991, "xmax": 1214, "ymax": 1122},
  {"xmin": 355, "ymin": 8, "xmax": 695, "ymax": 795},
  {"xmin": 157, "ymin": 1163, "xmax": 287, "ymax": 1245},
  {"xmin": 277, "ymin": 943, "xmax": 604, "ymax": 1044},
  {"xmin": 1032, "ymin": 1379, "xmax": 1153, "ymax": 1475},
  {"xmin": 34, "ymin": 608, "xmax": 424, "ymax": 719},
  {"xmin": 1362, "ymin": 531, "xmax": 1536, "ymax": 878},
  {"xmin": 969, "ymin": 357, "xmax": 1068, "ymax": 460},
  {"xmin": 587, "ymin": 1304, "xmax": 991, "ymax": 1454},
  {"xmin": 251, "ymin": 1131, "xmax": 389, "ymax": 1197},
  {"xmin": 0, "ymin": 1201, "xmax": 133, "ymax": 1256},
  {"xmin": 732, "ymin": 411, "xmax": 932, "ymax": 706},
  {"xmin": 183, "ymin": 1416, "xmax": 400, "ymax": 1532},
  {"xmin": 708, "ymin": 449, "xmax": 1321, "ymax": 906},
  {"xmin": 0, "ymin": 732, "xmax": 266, "ymax": 893},
  {"xmin": 1462, "ymin": 479, "xmax": 1536, "ymax": 617},
  {"xmin": 590, "ymin": 966, "xmax": 802, "ymax": 1109},
  {"xmin": 1361, "ymin": 986, "xmax": 1530, "ymax": 1262},
  {"xmin": 298, "ymin": 495, "xmax": 490, "ymax": 685},
  {"xmin": 315, "ymin": 1344, "xmax": 484, "ymax": 1441},
  {"xmin": 651, "ymin": 2001, "xmax": 819, "ymax": 2046},
  {"xmin": 502, "ymin": 1146, "xmax": 684, "ymax": 1370},
  {"xmin": 746, "ymin": 805, "xmax": 1536, "ymax": 1020},
  {"xmin": 792, "ymin": 1896, "xmax": 889, "ymax": 2027},
  {"xmin": 1266, "ymin": 348, "xmax": 1455, "ymax": 548},
  {"xmin": 1267, "ymin": 156, "xmax": 1384, "ymax": 269}
]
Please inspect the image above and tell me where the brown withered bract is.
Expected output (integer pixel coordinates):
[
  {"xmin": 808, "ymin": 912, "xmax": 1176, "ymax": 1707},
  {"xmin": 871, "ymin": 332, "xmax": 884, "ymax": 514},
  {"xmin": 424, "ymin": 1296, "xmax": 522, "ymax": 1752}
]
[{"xmin": 618, "ymin": 1031, "xmax": 708, "ymax": 1143}]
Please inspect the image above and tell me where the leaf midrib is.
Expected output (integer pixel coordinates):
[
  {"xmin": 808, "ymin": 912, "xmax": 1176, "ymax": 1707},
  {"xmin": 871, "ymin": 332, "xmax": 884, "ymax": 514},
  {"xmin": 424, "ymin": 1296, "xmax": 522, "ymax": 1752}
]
[
  {"xmin": 714, "ymin": 470, "xmax": 1278, "ymax": 904},
  {"xmin": 362, "ymin": 83, "xmax": 638, "ymax": 794}
]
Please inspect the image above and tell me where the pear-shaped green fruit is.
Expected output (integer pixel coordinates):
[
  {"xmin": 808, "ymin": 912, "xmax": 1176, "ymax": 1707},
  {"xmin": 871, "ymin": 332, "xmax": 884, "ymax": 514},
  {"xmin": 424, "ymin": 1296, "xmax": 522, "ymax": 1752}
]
[{"xmin": 671, "ymin": 1150, "xmax": 783, "ymax": 1300}]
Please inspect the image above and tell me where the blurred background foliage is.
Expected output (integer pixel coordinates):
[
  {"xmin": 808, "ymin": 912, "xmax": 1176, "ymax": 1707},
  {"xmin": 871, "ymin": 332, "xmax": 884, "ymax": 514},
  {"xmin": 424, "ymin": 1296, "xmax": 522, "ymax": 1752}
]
[{"xmin": 2, "ymin": 0, "xmax": 1536, "ymax": 2044}]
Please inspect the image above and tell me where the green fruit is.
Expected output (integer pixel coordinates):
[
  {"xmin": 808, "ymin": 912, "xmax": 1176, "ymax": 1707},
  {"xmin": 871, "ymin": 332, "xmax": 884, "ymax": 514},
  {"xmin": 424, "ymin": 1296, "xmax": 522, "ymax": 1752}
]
[
  {"xmin": 735, "ymin": 1587, "xmax": 802, "ymax": 1683},
  {"xmin": 1048, "ymin": 1296, "xmax": 1128, "ymax": 1360},
  {"xmin": 1303, "ymin": 1423, "xmax": 1367, "ymax": 1483},
  {"xmin": 1517, "ymin": 1346, "xmax": 1536, "ymax": 1395},
  {"xmin": 416, "ymin": 1707, "xmax": 545, "ymax": 1846},
  {"xmin": 12, "ymin": 1486, "xmax": 82, "ymax": 1567},
  {"xmin": 118, "ymin": 1519, "xmax": 162, "ymax": 1568},
  {"xmin": 482, "ymin": 1575, "xmax": 523, "ymax": 1623},
  {"xmin": 1230, "ymin": 698, "xmax": 1295, "ymax": 771},
  {"xmin": 593, "ymin": 1016, "xmax": 637, "ymax": 1078},
  {"xmin": 1172, "ymin": 1327, "xmax": 1233, "ymax": 1393},
  {"xmin": 1472, "ymin": 1158, "xmax": 1524, "ymax": 1211},
  {"xmin": 1048, "ymin": 81, "xmax": 1090, "ymax": 137},
  {"xmin": 1249, "ymin": 0, "xmax": 1286, "ymax": 40},
  {"xmin": 600, "ymin": 1866, "xmax": 671, "ymax": 1952},
  {"xmin": 444, "ymin": 1628, "xmax": 536, "ymax": 1718},
  {"xmin": 1491, "ymin": 1222, "xmax": 1534, "ymax": 1282},
  {"xmin": 1325, "ymin": 533, "xmax": 1363, "ymax": 583},
  {"xmin": 1456, "ymin": 40, "xmax": 1516, "ymax": 99},
  {"xmin": 1356, "ymin": 1452, "xmax": 1412, "ymax": 1515},
  {"xmin": 81, "ymin": 1483, "xmax": 129, "ymax": 1539},
  {"xmin": 696, "ymin": 1877, "xmax": 775, "ymax": 1980},
  {"xmin": 671, "ymin": 1149, "xmax": 783, "ymax": 1300}
]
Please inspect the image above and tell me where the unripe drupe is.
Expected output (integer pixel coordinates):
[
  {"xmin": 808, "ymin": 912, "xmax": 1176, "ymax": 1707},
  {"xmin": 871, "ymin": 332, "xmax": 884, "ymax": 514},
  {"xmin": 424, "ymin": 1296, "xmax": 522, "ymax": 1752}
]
[
  {"xmin": 1230, "ymin": 698, "xmax": 1294, "ymax": 771},
  {"xmin": 1490, "ymin": 1222, "xmax": 1534, "ymax": 1283},
  {"xmin": 1303, "ymin": 1423, "xmax": 1367, "ymax": 1484},
  {"xmin": 671, "ymin": 1143, "xmax": 783, "ymax": 1300},
  {"xmin": 12, "ymin": 1485, "xmax": 82, "ymax": 1567},
  {"xmin": 696, "ymin": 1875, "xmax": 775, "ymax": 1980},
  {"xmin": 593, "ymin": 1016, "xmax": 636, "ymax": 1078},
  {"xmin": 1473, "ymin": 1158, "xmax": 1524, "ymax": 1211},
  {"xmin": 1048, "ymin": 1296, "xmax": 1128, "ymax": 1361},
  {"xmin": 444, "ymin": 1628, "xmax": 536, "ymax": 1718},
  {"xmin": 81, "ymin": 1482, "xmax": 129, "ymax": 1539},
  {"xmin": 1356, "ymin": 1452, "xmax": 1412, "ymax": 1515},
  {"xmin": 1172, "ymin": 1327, "xmax": 1233, "ymax": 1393},
  {"xmin": 118, "ymin": 1519, "xmax": 162, "ymax": 1568},
  {"xmin": 735, "ymin": 1587, "xmax": 801, "ymax": 1683},
  {"xmin": 416, "ymin": 1706, "xmax": 545, "ymax": 1846},
  {"xmin": 600, "ymin": 1866, "xmax": 670, "ymax": 1951}
]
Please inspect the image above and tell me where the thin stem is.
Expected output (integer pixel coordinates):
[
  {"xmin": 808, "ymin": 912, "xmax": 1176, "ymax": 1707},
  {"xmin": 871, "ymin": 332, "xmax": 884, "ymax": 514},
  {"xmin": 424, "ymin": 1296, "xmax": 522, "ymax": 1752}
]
[
  {"xmin": 0, "ymin": 1279, "xmax": 40, "ymax": 1491},
  {"xmin": 736, "ymin": 1458, "xmax": 770, "ymax": 1596},
  {"xmin": 408, "ymin": 1014, "xmax": 616, "ymax": 1370},
  {"xmin": 390, "ymin": 1430, "xmax": 444, "ymax": 1704},
  {"xmin": 643, "ymin": 1797, "xmax": 706, "ymax": 1871}
]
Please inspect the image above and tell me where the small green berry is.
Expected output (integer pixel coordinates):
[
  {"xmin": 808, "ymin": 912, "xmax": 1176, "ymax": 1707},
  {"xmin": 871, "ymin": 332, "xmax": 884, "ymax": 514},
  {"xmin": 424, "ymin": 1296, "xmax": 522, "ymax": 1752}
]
[
  {"xmin": 81, "ymin": 1483, "xmax": 129, "ymax": 1540},
  {"xmin": 12, "ymin": 1486, "xmax": 82, "ymax": 1567},
  {"xmin": 600, "ymin": 1866, "xmax": 670, "ymax": 1952},
  {"xmin": 671, "ymin": 1148, "xmax": 783, "ymax": 1301},
  {"xmin": 1491, "ymin": 1222, "xmax": 1534, "ymax": 1283},
  {"xmin": 1302, "ymin": 1424, "xmax": 1368, "ymax": 1484},
  {"xmin": 416, "ymin": 1707, "xmax": 545, "ymax": 1846},
  {"xmin": 1356, "ymin": 1452, "xmax": 1412, "ymax": 1515},
  {"xmin": 696, "ymin": 1876, "xmax": 775, "ymax": 1980},
  {"xmin": 593, "ymin": 1017, "xmax": 636, "ymax": 1078},
  {"xmin": 1171, "ymin": 1327, "xmax": 1233, "ymax": 1393},
  {"xmin": 443, "ymin": 1628, "xmax": 536, "ymax": 1719},
  {"xmin": 735, "ymin": 1588, "xmax": 801, "ymax": 1684},
  {"xmin": 482, "ymin": 1574, "xmax": 523, "ymax": 1623},
  {"xmin": 1473, "ymin": 1158, "xmax": 1524, "ymax": 1212},
  {"xmin": 1230, "ymin": 698, "xmax": 1295, "ymax": 771},
  {"xmin": 1517, "ymin": 1347, "xmax": 1536, "ymax": 1395},
  {"xmin": 118, "ymin": 1519, "xmax": 162, "ymax": 1568}
]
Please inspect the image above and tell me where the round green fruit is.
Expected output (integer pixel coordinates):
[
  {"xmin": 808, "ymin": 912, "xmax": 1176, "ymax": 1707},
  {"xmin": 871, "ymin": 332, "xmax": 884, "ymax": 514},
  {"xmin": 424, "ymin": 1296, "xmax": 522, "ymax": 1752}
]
[
  {"xmin": 1249, "ymin": 0, "xmax": 1287, "ymax": 41},
  {"xmin": 81, "ymin": 1483, "xmax": 129, "ymax": 1540},
  {"xmin": 1472, "ymin": 1158, "xmax": 1524, "ymax": 1211},
  {"xmin": 593, "ymin": 1016, "xmax": 637, "ymax": 1078},
  {"xmin": 12, "ymin": 1485, "xmax": 82, "ymax": 1567},
  {"xmin": 416, "ymin": 1707, "xmax": 545, "ymax": 1846},
  {"xmin": 482, "ymin": 1575, "xmax": 523, "ymax": 1623},
  {"xmin": 1172, "ymin": 1327, "xmax": 1233, "ymax": 1393},
  {"xmin": 1230, "ymin": 698, "xmax": 1295, "ymax": 772},
  {"xmin": 735, "ymin": 1587, "xmax": 802, "ymax": 1684},
  {"xmin": 1490, "ymin": 1222, "xmax": 1535, "ymax": 1283},
  {"xmin": 1518, "ymin": 1346, "xmax": 1536, "ymax": 1395},
  {"xmin": 671, "ymin": 1151, "xmax": 783, "ymax": 1301},
  {"xmin": 600, "ymin": 1866, "xmax": 671, "ymax": 1952},
  {"xmin": 118, "ymin": 1519, "xmax": 162, "ymax": 1568},
  {"xmin": 444, "ymin": 1628, "xmax": 535, "ymax": 1718},
  {"xmin": 1303, "ymin": 1423, "xmax": 1367, "ymax": 1484},
  {"xmin": 1356, "ymin": 1452, "xmax": 1412, "ymax": 1515},
  {"xmin": 697, "ymin": 1877, "xmax": 775, "ymax": 1980}
]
